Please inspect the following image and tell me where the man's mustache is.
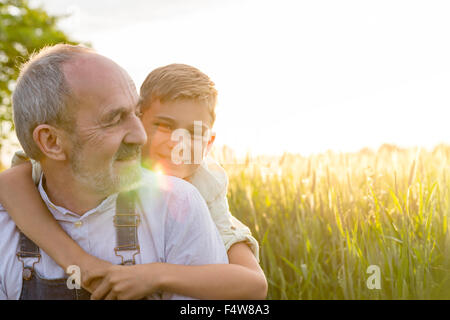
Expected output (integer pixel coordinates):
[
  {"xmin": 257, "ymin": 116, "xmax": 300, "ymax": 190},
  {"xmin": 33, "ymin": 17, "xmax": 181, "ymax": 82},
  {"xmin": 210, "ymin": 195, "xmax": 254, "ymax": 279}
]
[{"xmin": 114, "ymin": 144, "xmax": 142, "ymax": 161}]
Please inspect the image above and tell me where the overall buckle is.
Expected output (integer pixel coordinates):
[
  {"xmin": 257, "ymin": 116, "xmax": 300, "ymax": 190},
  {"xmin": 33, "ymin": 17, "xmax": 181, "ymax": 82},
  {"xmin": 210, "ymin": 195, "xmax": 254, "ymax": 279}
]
[
  {"xmin": 114, "ymin": 245, "xmax": 141, "ymax": 265},
  {"xmin": 16, "ymin": 252, "xmax": 41, "ymax": 280}
]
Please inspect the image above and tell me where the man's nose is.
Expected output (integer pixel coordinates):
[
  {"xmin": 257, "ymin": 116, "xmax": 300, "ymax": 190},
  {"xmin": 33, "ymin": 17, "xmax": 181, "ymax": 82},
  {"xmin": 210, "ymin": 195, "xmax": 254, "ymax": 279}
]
[{"xmin": 124, "ymin": 114, "xmax": 147, "ymax": 146}]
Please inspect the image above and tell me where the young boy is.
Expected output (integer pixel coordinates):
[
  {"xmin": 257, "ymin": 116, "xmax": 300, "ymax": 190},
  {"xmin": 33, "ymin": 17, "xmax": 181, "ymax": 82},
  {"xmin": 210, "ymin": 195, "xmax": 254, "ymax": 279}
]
[{"xmin": 0, "ymin": 64, "xmax": 267, "ymax": 299}]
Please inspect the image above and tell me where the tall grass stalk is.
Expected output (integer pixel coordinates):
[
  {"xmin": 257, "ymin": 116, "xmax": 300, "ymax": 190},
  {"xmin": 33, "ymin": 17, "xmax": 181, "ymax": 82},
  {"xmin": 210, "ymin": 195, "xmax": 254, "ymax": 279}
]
[{"xmin": 224, "ymin": 144, "xmax": 450, "ymax": 299}]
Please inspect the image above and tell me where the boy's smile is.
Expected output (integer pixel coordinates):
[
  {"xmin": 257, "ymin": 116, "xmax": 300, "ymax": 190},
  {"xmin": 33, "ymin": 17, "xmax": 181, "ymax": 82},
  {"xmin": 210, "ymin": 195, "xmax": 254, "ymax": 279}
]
[{"xmin": 141, "ymin": 98, "xmax": 215, "ymax": 179}]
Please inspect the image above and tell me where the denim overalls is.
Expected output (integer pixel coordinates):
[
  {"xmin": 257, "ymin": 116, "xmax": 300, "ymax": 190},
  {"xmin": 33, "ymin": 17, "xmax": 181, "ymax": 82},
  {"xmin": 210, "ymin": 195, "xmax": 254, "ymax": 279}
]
[{"xmin": 17, "ymin": 190, "xmax": 140, "ymax": 300}]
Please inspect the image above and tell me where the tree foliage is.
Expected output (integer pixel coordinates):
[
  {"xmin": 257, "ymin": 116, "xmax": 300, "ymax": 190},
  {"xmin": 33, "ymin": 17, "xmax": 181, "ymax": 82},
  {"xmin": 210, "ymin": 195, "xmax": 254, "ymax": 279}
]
[{"xmin": 0, "ymin": 0, "xmax": 79, "ymax": 148}]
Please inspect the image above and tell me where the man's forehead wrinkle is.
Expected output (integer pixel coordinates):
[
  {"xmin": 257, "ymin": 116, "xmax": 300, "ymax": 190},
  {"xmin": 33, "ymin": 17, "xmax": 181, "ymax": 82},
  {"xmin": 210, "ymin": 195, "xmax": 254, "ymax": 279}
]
[
  {"xmin": 64, "ymin": 53, "xmax": 121, "ymax": 84},
  {"xmin": 62, "ymin": 55, "xmax": 101, "ymax": 100},
  {"xmin": 100, "ymin": 62, "xmax": 139, "ymax": 110},
  {"xmin": 62, "ymin": 54, "xmax": 138, "ymax": 114},
  {"xmin": 117, "ymin": 67, "xmax": 139, "ymax": 108},
  {"xmin": 118, "ymin": 65, "xmax": 137, "ymax": 90},
  {"xmin": 118, "ymin": 77, "xmax": 139, "ymax": 107}
]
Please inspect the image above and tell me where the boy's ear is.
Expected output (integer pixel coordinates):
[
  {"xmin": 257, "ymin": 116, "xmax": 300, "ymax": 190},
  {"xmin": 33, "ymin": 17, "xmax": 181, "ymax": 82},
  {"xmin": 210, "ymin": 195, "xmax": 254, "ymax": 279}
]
[
  {"xmin": 32, "ymin": 124, "xmax": 67, "ymax": 161},
  {"xmin": 204, "ymin": 131, "xmax": 216, "ymax": 156}
]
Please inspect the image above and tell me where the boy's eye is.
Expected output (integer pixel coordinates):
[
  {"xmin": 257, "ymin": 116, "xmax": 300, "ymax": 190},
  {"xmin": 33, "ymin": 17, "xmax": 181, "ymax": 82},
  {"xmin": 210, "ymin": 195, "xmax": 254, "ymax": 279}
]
[{"xmin": 153, "ymin": 122, "xmax": 172, "ymax": 132}]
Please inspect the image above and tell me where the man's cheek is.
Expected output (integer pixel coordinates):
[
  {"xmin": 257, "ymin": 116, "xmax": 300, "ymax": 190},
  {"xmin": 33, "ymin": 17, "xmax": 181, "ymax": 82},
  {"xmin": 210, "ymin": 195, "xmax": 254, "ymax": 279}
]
[{"xmin": 87, "ymin": 147, "xmax": 114, "ymax": 166}]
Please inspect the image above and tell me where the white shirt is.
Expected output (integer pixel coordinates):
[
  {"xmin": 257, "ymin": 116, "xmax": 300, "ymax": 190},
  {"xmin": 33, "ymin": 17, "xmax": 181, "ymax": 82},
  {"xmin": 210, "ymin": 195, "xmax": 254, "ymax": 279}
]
[{"xmin": 0, "ymin": 168, "xmax": 228, "ymax": 300}]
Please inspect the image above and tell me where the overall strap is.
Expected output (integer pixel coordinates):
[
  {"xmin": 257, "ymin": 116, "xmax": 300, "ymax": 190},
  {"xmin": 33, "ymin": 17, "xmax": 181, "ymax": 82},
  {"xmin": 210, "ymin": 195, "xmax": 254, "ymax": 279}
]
[
  {"xmin": 114, "ymin": 189, "xmax": 141, "ymax": 265},
  {"xmin": 16, "ymin": 232, "xmax": 41, "ymax": 280},
  {"xmin": 17, "ymin": 230, "xmax": 91, "ymax": 300}
]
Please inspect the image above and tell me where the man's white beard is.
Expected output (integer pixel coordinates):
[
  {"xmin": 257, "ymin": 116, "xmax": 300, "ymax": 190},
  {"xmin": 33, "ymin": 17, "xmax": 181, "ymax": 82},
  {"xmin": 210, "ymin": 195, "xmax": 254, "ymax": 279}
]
[
  {"xmin": 70, "ymin": 144, "xmax": 142, "ymax": 196},
  {"xmin": 109, "ymin": 161, "xmax": 143, "ymax": 193}
]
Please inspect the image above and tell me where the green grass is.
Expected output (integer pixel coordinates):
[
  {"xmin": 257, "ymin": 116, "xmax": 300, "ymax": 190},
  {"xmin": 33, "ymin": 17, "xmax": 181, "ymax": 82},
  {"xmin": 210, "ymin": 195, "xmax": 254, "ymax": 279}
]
[{"xmin": 223, "ymin": 144, "xmax": 450, "ymax": 299}]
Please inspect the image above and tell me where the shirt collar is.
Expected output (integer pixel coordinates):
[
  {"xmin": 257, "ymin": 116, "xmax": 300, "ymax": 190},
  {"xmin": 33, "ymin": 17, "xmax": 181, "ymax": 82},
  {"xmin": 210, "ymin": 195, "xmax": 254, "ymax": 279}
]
[{"xmin": 37, "ymin": 174, "xmax": 118, "ymax": 220}]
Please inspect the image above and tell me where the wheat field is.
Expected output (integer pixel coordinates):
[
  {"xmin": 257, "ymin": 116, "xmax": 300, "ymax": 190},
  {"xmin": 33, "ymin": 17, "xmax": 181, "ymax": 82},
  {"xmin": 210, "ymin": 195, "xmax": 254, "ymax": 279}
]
[
  {"xmin": 0, "ymin": 144, "xmax": 448, "ymax": 299},
  {"xmin": 223, "ymin": 144, "xmax": 450, "ymax": 299}
]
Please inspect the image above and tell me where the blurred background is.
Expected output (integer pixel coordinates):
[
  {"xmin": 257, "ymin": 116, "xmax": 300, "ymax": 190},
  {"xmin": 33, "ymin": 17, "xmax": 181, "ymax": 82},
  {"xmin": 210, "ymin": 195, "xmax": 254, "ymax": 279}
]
[{"xmin": 1, "ymin": 0, "xmax": 449, "ymax": 299}]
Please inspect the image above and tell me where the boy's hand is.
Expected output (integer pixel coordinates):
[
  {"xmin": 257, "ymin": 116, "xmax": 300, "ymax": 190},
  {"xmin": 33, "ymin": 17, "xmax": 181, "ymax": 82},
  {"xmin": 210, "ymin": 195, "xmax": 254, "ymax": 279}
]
[
  {"xmin": 89, "ymin": 263, "xmax": 165, "ymax": 300},
  {"xmin": 78, "ymin": 255, "xmax": 113, "ymax": 293}
]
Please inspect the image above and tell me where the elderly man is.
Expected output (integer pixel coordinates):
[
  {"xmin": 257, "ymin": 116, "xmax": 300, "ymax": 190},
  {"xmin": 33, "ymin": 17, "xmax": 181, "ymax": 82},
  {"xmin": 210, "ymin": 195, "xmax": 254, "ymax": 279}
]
[{"xmin": 0, "ymin": 44, "xmax": 228, "ymax": 299}]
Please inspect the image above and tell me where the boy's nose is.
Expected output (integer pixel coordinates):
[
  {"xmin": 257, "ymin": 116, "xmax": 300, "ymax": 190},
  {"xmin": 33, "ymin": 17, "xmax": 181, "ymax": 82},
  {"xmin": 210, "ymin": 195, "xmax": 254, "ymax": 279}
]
[{"xmin": 167, "ymin": 136, "xmax": 179, "ymax": 149}]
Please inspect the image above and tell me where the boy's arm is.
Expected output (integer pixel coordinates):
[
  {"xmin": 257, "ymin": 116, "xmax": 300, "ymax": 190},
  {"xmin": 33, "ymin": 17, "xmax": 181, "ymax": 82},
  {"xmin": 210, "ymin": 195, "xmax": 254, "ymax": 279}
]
[
  {"xmin": 88, "ymin": 253, "xmax": 267, "ymax": 300},
  {"xmin": 0, "ymin": 163, "xmax": 111, "ymax": 292},
  {"xmin": 158, "ymin": 242, "xmax": 267, "ymax": 300},
  {"xmin": 209, "ymin": 192, "xmax": 261, "ymax": 262}
]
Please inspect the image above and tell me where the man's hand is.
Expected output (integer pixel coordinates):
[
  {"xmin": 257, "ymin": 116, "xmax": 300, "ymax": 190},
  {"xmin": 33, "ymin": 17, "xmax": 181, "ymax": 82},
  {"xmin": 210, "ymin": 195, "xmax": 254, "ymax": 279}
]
[{"xmin": 88, "ymin": 263, "xmax": 165, "ymax": 300}]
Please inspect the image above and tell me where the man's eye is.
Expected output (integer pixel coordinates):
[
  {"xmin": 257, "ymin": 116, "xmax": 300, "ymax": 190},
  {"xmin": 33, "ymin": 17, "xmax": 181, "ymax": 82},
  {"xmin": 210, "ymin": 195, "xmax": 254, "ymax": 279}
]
[{"xmin": 106, "ymin": 115, "xmax": 122, "ymax": 127}]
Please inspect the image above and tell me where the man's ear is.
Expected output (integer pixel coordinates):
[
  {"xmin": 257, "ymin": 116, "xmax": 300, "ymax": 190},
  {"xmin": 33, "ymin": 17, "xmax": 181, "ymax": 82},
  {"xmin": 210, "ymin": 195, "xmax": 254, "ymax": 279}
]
[{"xmin": 32, "ymin": 124, "xmax": 67, "ymax": 161}]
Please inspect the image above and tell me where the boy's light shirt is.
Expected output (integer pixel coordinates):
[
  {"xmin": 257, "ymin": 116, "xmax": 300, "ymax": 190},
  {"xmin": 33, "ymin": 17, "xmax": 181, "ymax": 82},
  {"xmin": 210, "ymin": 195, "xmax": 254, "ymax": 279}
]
[
  {"xmin": 11, "ymin": 150, "xmax": 42, "ymax": 183},
  {"xmin": 187, "ymin": 156, "xmax": 260, "ymax": 262},
  {"xmin": 11, "ymin": 151, "xmax": 260, "ymax": 262}
]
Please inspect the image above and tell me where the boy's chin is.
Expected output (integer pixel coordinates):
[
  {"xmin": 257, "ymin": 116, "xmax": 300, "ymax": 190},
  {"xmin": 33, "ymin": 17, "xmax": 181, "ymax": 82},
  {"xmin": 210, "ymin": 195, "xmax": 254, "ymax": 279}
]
[
  {"xmin": 161, "ymin": 163, "xmax": 199, "ymax": 180},
  {"xmin": 142, "ymin": 156, "xmax": 200, "ymax": 180}
]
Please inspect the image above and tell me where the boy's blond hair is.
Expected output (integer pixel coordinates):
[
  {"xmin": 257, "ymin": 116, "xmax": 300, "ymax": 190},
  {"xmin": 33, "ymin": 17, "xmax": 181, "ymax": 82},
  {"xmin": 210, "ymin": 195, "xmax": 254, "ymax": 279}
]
[{"xmin": 139, "ymin": 64, "xmax": 218, "ymax": 125}]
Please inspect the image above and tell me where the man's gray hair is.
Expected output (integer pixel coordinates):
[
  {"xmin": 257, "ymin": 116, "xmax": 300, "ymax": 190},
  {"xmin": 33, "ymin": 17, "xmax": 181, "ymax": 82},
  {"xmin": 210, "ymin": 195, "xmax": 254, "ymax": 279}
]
[{"xmin": 12, "ymin": 44, "xmax": 94, "ymax": 160}]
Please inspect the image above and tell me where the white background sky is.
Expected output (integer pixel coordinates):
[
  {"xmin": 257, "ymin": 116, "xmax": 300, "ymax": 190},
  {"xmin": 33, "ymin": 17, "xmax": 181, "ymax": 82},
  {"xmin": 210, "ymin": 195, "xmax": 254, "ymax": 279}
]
[{"xmin": 22, "ymin": 0, "xmax": 450, "ymax": 157}]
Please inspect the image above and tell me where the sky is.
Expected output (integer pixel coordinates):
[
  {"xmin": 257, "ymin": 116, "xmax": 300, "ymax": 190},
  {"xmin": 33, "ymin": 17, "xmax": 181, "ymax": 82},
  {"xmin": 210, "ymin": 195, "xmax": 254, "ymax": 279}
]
[{"xmin": 15, "ymin": 0, "xmax": 450, "ymax": 158}]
